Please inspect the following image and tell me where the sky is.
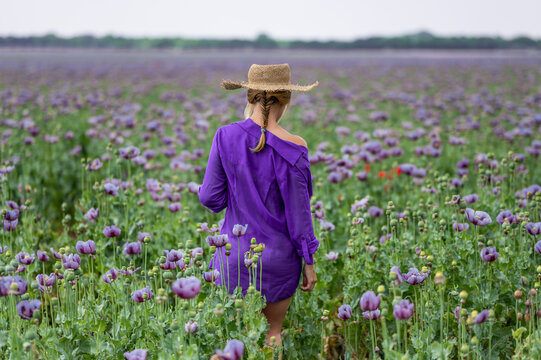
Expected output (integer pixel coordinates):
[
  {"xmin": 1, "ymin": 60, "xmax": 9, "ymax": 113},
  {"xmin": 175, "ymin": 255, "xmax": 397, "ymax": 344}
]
[{"xmin": 2, "ymin": 0, "xmax": 540, "ymax": 40}]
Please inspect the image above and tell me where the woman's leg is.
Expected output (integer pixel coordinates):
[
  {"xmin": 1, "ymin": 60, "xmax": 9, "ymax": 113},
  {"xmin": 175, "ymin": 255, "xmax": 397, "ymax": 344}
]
[{"xmin": 262, "ymin": 296, "xmax": 292, "ymax": 347}]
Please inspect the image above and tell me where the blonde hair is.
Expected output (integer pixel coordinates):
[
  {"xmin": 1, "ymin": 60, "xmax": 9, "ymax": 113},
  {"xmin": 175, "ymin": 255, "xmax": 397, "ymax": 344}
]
[{"xmin": 245, "ymin": 89, "xmax": 291, "ymax": 152}]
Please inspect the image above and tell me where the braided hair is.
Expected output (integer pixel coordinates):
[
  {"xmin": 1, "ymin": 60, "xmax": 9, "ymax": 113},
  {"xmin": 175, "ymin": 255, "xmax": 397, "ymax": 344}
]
[{"xmin": 246, "ymin": 89, "xmax": 291, "ymax": 152}]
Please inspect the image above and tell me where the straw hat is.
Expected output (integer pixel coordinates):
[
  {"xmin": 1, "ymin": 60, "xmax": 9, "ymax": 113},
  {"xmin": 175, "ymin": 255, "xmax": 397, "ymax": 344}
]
[{"xmin": 221, "ymin": 63, "xmax": 319, "ymax": 92}]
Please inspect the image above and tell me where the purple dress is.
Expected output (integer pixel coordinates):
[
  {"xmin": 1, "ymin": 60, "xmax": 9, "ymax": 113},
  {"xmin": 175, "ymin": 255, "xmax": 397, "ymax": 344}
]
[{"xmin": 198, "ymin": 117, "xmax": 320, "ymax": 303}]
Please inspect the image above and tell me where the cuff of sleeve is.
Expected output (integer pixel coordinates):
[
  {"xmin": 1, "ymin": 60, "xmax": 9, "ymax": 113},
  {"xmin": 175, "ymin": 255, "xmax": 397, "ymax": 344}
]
[{"xmin": 299, "ymin": 234, "xmax": 319, "ymax": 265}]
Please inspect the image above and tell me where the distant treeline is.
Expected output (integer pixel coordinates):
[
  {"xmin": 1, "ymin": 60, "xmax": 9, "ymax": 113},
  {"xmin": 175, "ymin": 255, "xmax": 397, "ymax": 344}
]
[{"xmin": 1, "ymin": 32, "xmax": 540, "ymax": 49}]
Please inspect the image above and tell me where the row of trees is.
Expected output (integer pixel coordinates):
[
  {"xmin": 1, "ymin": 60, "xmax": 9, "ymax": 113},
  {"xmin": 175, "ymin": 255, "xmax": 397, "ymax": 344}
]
[{"xmin": 1, "ymin": 32, "xmax": 540, "ymax": 49}]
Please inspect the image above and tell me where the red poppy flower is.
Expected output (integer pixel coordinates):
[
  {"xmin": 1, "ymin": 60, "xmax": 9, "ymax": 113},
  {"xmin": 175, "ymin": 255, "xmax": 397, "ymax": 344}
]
[
  {"xmin": 378, "ymin": 171, "xmax": 386, "ymax": 179},
  {"xmin": 396, "ymin": 167, "xmax": 402, "ymax": 175},
  {"xmin": 365, "ymin": 164, "xmax": 371, "ymax": 172}
]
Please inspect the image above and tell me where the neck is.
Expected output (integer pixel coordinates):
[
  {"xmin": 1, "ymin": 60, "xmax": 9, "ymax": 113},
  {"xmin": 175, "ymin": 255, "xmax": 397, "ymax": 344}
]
[{"xmin": 250, "ymin": 104, "xmax": 281, "ymax": 129}]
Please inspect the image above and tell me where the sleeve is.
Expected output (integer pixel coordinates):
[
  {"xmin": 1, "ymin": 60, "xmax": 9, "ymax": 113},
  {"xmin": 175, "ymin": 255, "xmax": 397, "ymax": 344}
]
[
  {"xmin": 198, "ymin": 128, "xmax": 228, "ymax": 213},
  {"xmin": 278, "ymin": 159, "xmax": 319, "ymax": 265}
]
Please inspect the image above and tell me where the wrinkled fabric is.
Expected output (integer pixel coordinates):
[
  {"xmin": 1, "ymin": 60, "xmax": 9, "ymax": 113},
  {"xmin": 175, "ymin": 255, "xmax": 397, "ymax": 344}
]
[{"xmin": 198, "ymin": 117, "xmax": 319, "ymax": 303}]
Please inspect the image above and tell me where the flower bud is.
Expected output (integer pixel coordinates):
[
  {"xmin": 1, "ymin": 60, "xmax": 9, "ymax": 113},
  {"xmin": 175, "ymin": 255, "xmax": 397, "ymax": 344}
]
[
  {"xmin": 514, "ymin": 290, "xmax": 523, "ymax": 299},
  {"xmin": 434, "ymin": 271, "xmax": 446, "ymax": 285}
]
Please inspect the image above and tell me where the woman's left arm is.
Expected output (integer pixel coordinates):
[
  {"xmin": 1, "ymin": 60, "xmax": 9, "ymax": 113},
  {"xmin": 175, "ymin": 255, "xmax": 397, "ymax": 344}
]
[{"xmin": 198, "ymin": 127, "xmax": 228, "ymax": 213}]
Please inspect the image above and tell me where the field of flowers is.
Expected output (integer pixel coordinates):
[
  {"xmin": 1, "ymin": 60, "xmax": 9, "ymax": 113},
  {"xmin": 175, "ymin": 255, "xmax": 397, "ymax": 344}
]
[{"xmin": 0, "ymin": 49, "xmax": 540, "ymax": 359}]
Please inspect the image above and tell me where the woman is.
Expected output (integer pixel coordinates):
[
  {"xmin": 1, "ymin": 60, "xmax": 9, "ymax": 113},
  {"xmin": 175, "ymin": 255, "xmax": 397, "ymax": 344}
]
[{"xmin": 198, "ymin": 63, "xmax": 320, "ymax": 350}]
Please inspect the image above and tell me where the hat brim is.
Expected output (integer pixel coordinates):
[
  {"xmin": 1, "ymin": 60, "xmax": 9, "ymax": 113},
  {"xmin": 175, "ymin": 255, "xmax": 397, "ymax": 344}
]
[{"xmin": 221, "ymin": 79, "xmax": 319, "ymax": 92}]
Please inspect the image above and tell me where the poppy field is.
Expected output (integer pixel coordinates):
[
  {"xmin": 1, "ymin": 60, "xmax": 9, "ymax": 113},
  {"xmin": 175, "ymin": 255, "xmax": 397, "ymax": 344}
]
[{"xmin": 0, "ymin": 49, "xmax": 540, "ymax": 359}]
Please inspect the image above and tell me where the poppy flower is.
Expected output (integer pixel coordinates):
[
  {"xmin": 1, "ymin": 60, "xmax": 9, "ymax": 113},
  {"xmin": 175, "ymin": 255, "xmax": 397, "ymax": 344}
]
[
  {"xmin": 172, "ymin": 276, "xmax": 201, "ymax": 299},
  {"xmin": 17, "ymin": 299, "xmax": 41, "ymax": 320}
]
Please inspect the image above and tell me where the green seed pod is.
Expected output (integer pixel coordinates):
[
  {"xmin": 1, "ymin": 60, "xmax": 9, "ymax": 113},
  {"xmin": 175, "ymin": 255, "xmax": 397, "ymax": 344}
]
[
  {"xmin": 225, "ymin": 243, "xmax": 232, "ymax": 251},
  {"xmin": 251, "ymin": 237, "xmax": 257, "ymax": 245}
]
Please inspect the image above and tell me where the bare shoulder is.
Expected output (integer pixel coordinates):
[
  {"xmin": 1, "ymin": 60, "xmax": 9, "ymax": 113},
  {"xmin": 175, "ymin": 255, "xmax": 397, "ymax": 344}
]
[
  {"xmin": 290, "ymin": 135, "xmax": 308, "ymax": 148},
  {"xmin": 278, "ymin": 127, "xmax": 308, "ymax": 148}
]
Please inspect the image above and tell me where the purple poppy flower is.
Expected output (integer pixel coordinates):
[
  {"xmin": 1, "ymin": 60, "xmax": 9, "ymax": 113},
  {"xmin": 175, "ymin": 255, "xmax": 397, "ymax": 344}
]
[
  {"xmin": 164, "ymin": 249, "xmax": 183, "ymax": 262},
  {"xmin": 535, "ymin": 240, "xmax": 541, "ymax": 254},
  {"xmin": 360, "ymin": 290, "xmax": 381, "ymax": 311},
  {"xmin": 525, "ymin": 222, "xmax": 541, "ymax": 236},
  {"xmin": 119, "ymin": 267, "xmax": 141, "ymax": 276},
  {"xmin": 390, "ymin": 265, "xmax": 404, "ymax": 284},
  {"xmin": 0, "ymin": 245, "xmax": 7, "ymax": 254},
  {"xmin": 368, "ymin": 206, "xmax": 383, "ymax": 217},
  {"xmin": 232, "ymin": 224, "xmax": 248, "ymax": 236},
  {"xmin": 362, "ymin": 309, "xmax": 381, "ymax": 320},
  {"xmin": 36, "ymin": 250, "xmax": 50, "ymax": 262},
  {"xmin": 474, "ymin": 309, "xmax": 490, "ymax": 324},
  {"xmin": 17, "ymin": 299, "xmax": 41, "ymax": 320},
  {"xmin": 496, "ymin": 210, "xmax": 517, "ymax": 225},
  {"xmin": 480, "ymin": 247, "xmax": 499, "ymax": 262},
  {"xmin": 5, "ymin": 209, "xmax": 19, "ymax": 221},
  {"xmin": 338, "ymin": 304, "xmax": 352, "ymax": 320},
  {"xmin": 88, "ymin": 158, "xmax": 103, "ymax": 171},
  {"xmin": 15, "ymin": 252, "xmax": 35, "ymax": 265},
  {"xmin": 131, "ymin": 286, "xmax": 153, "ymax": 303},
  {"xmin": 138, "ymin": 232, "xmax": 151, "ymax": 242},
  {"xmin": 454, "ymin": 306, "xmax": 463, "ymax": 322},
  {"xmin": 325, "ymin": 251, "xmax": 339, "ymax": 260},
  {"xmin": 84, "ymin": 208, "xmax": 99, "ymax": 223},
  {"xmin": 50, "ymin": 248, "xmax": 62, "ymax": 259},
  {"xmin": 398, "ymin": 164, "xmax": 416, "ymax": 176},
  {"xmin": 119, "ymin": 146, "xmax": 140, "ymax": 159},
  {"xmin": 103, "ymin": 225, "xmax": 121, "ymax": 238},
  {"xmin": 200, "ymin": 222, "xmax": 219, "ymax": 233},
  {"xmin": 453, "ymin": 221, "xmax": 469, "ymax": 232},
  {"xmin": 124, "ymin": 349, "xmax": 148, "ymax": 360},
  {"xmin": 168, "ymin": 202, "xmax": 182, "ymax": 212},
  {"xmin": 104, "ymin": 183, "xmax": 119, "ymax": 196},
  {"xmin": 402, "ymin": 268, "xmax": 428, "ymax": 285},
  {"xmin": 36, "ymin": 273, "xmax": 55, "ymax": 287},
  {"xmin": 379, "ymin": 233, "xmax": 392, "ymax": 244},
  {"xmin": 356, "ymin": 171, "xmax": 368, "ymax": 181},
  {"xmin": 0, "ymin": 276, "xmax": 28, "ymax": 296},
  {"xmin": 202, "ymin": 269, "xmax": 220, "ymax": 282},
  {"xmin": 320, "ymin": 219, "xmax": 336, "ymax": 231},
  {"xmin": 465, "ymin": 208, "xmax": 492, "ymax": 226},
  {"xmin": 393, "ymin": 300, "xmax": 414, "ymax": 320},
  {"xmin": 243, "ymin": 252, "xmax": 254, "ymax": 267},
  {"xmin": 216, "ymin": 339, "xmax": 244, "ymax": 360},
  {"xmin": 62, "ymin": 253, "xmax": 81, "ymax": 270},
  {"xmin": 102, "ymin": 268, "xmax": 119, "ymax": 283},
  {"xmin": 191, "ymin": 247, "xmax": 203, "ymax": 258},
  {"xmin": 123, "ymin": 241, "xmax": 142, "ymax": 255},
  {"xmin": 76, "ymin": 240, "xmax": 96, "ymax": 255},
  {"xmin": 185, "ymin": 319, "xmax": 198, "ymax": 334},
  {"xmin": 206, "ymin": 234, "xmax": 229, "ymax": 248},
  {"xmin": 462, "ymin": 194, "xmax": 479, "ymax": 204},
  {"xmin": 172, "ymin": 276, "xmax": 201, "ymax": 299}
]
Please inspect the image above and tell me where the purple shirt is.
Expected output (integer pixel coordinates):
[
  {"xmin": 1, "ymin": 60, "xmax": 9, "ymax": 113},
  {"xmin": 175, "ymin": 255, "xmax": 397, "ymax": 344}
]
[{"xmin": 198, "ymin": 117, "xmax": 319, "ymax": 303}]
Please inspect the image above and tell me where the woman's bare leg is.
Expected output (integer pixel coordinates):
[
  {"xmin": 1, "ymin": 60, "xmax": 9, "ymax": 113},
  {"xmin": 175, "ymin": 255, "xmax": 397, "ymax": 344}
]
[{"xmin": 262, "ymin": 296, "xmax": 292, "ymax": 347}]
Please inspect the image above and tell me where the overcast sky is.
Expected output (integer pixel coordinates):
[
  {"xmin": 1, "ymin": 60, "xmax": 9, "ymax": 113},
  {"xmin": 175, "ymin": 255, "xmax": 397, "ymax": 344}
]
[{"xmin": 2, "ymin": 0, "xmax": 540, "ymax": 40}]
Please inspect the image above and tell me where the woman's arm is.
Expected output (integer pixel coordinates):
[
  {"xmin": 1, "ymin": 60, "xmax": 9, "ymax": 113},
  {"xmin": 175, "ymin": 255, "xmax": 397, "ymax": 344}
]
[
  {"xmin": 198, "ymin": 127, "xmax": 228, "ymax": 213},
  {"xmin": 276, "ymin": 157, "xmax": 319, "ymax": 265}
]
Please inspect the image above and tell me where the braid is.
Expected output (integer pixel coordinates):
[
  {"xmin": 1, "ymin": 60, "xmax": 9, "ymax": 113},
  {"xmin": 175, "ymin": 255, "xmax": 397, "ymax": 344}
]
[
  {"xmin": 248, "ymin": 90, "xmax": 283, "ymax": 153},
  {"xmin": 261, "ymin": 91, "xmax": 271, "ymax": 131}
]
